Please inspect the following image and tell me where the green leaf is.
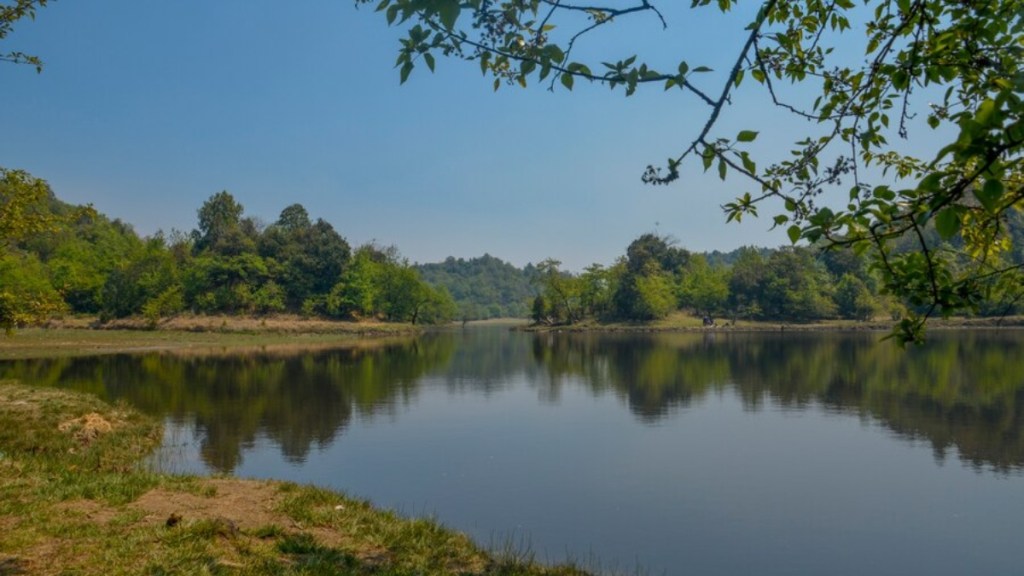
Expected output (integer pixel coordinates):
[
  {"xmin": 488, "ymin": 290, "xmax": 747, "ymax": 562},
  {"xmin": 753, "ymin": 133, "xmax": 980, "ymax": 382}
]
[
  {"xmin": 974, "ymin": 179, "xmax": 1004, "ymax": 212},
  {"xmin": 399, "ymin": 61, "xmax": 414, "ymax": 84},
  {"xmin": 560, "ymin": 72, "xmax": 574, "ymax": 90},
  {"xmin": 934, "ymin": 208, "xmax": 960, "ymax": 239},
  {"xmin": 701, "ymin": 147, "xmax": 714, "ymax": 171},
  {"xmin": 918, "ymin": 172, "xmax": 943, "ymax": 193},
  {"xmin": 423, "ymin": 52, "xmax": 435, "ymax": 72},
  {"xmin": 873, "ymin": 186, "xmax": 896, "ymax": 201},
  {"xmin": 975, "ymin": 99, "xmax": 997, "ymax": 127},
  {"xmin": 787, "ymin": 225, "xmax": 801, "ymax": 244},
  {"xmin": 736, "ymin": 130, "xmax": 758, "ymax": 143},
  {"xmin": 717, "ymin": 159, "xmax": 727, "ymax": 180},
  {"xmin": 438, "ymin": 0, "xmax": 460, "ymax": 30}
]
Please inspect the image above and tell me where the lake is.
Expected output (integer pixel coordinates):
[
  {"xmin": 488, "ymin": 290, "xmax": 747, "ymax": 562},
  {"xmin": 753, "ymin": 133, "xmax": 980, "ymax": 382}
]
[{"xmin": 3, "ymin": 327, "xmax": 1023, "ymax": 575}]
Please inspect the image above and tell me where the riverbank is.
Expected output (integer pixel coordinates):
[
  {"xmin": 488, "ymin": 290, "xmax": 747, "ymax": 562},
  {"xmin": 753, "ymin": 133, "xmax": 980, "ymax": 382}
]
[
  {"xmin": 0, "ymin": 381, "xmax": 592, "ymax": 575},
  {"xmin": 0, "ymin": 315, "xmax": 423, "ymax": 360},
  {"xmin": 519, "ymin": 311, "xmax": 1024, "ymax": 333}
]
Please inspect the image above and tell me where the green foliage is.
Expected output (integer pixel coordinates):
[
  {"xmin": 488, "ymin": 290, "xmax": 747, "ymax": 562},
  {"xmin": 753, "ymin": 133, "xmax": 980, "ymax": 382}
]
[
  {"xmin": 534, "ymin": 258, "xmax": 583, "ymax": 324},
  {"xmin": 0, "ymin": 167, "xmax": 60, "ymax": 246},
  {"xmin": 327, "ymin": 246, "xmax": 383, "ymax": 320},
  {"xmin": 0, "ymin": 251, "xmax": 65, "ymax": 332},
  {"xmin": 677, "ymin": 254, "xmax": 730, "ymax": 315},
  {"xmin": 415, "ymin": 254, "xmax": 535, "ymax": 319},
  {"xmin": 0, "ymin": 1, "xmax": 49, "ymax": 71},
  {"xmin": 367, "ymin": 0, "xmax": 1024, "ymax": 342},
  {"xmin": 612, "ymin": 234, "xmax": 688, "ymax": 320},
  {"xmin": 260, "ymin": 206, "xmax": 351, "ymax": 309},
  {"xmin": 192, "ymin": 190, "xmax": 255, "ymax": 256},
  {"xmin": 633, "ymin": 271, "xmax": 677, "ymax": 320},
  {"xmin": 834, "ymin": 273, "xmax": 880, "ymax": 321},
  {"xmin": 141, "ymin": 286, "xmax": 184, "ymax": 325}
]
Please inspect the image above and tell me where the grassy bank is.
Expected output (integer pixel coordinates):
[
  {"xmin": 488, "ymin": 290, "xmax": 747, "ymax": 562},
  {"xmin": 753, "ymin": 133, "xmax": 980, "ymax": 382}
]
[
  {"xmin": 520, "ymin": 311, "xmax": 1024, "ymax": 333},
  {"xmin": 0, "ymin": 381, "xmax": 592, "ymax": 576},
  {"xmin": 0, "ymin": 317, "xmax": 422, "ymax": 360}
]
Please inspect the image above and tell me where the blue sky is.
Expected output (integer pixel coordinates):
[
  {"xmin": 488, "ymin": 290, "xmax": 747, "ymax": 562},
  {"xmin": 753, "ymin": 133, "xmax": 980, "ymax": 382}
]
[{"xmin": 1, "ymin": 1, "xmax": 845, "ymax": 270}]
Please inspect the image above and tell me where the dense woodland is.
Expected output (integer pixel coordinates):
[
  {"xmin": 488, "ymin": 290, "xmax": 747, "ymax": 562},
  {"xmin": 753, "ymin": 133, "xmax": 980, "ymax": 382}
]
[
  {"xmin": 530, "ymin": 229, "xmax": 1024, "ymax": 326},
  {"xmin": 2, "ymin": 169, "xmax": 1022, "ymax": 330},
  {"xmin": 0, "ymin": 173, "xmax": 457, "ymax": 329},
  {"xmin": 415, "ymin": 255, "xmax": 537, "ymax": 320}
]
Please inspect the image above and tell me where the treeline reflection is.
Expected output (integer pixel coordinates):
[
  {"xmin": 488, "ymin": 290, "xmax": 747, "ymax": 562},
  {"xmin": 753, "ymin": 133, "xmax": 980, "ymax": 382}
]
[
  {"xmin": 1, "ymin": 329, "xmax": 1021, "ymax": 473},
  {"xmin": 0, "ymin": 336, "xmax": 455, "ymax": 471},
  {"xmin": 529, "ymin": 330, "xmax": 1024, "ymax": 472}
]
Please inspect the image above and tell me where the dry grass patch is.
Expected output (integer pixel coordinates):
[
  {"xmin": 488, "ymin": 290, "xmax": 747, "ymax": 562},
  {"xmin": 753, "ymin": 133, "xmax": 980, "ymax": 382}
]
[{"xmin": 130, "ymin": 478, "xmax": 283, "ymax": 532}]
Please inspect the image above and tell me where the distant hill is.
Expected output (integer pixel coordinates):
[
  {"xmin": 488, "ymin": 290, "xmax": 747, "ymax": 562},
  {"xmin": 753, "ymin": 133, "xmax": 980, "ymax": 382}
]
[{"xmin": 415, "ymin": 254, "xmax": 537, "ymax": 320}]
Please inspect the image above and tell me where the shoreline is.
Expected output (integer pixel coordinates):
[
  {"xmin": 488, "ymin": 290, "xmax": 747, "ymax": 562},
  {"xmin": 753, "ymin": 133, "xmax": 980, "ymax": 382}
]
[
  {"xmin": 0, "ymin": 381, "xmax": 595, "ymax": 576},
  {"xmin": 516, "ymin": 314, "xmax": 1024, "ymax": 334}
]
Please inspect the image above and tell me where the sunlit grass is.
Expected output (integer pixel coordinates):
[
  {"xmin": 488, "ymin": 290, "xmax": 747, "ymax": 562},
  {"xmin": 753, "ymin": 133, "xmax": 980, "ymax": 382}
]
[{"xmin": 0, "ymin": 322, "xmax": 419, "ymax": 360}]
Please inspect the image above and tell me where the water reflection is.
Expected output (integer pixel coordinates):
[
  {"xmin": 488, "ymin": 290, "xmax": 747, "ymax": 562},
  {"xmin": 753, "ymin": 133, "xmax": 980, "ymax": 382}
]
[
  {"xmin": 0, "ymin": 335, "xmax": 455, "ymax": 472},
  {"xmin": 2, "ymin": 328, "xmax": 1022, "ymax": 473},
  {"xmin": 528, "ymin": 330, "xmax": 1024, "ymax": 472}
]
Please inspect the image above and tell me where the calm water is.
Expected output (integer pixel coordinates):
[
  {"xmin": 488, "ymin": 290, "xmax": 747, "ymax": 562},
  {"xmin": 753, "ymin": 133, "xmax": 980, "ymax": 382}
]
[{"xmin": 4, "ymin": 328, "xmax": 1024, "ymax": 575}]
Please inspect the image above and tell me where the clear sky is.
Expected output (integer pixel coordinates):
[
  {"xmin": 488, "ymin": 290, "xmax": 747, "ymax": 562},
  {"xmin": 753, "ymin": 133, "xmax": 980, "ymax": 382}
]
[{"xmin": 2, "ymin": 1, "xmax": 828, "ymax": 271}]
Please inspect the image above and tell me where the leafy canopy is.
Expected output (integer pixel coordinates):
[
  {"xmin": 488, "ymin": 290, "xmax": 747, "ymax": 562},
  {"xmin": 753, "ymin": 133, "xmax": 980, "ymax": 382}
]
[
  {"xmin": 0, "ymin": 0, "xmax": 49, "ymax": 71},
  {"xmin": 363, "ymin": 0, "xmax": 1024, "ymax": 342}
]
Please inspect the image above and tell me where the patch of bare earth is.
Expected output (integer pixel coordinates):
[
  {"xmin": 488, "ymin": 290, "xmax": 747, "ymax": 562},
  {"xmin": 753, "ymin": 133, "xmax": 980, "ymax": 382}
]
[{"xmin": 130, "ymin": 478, "xmax": 284, "ymax": 532}]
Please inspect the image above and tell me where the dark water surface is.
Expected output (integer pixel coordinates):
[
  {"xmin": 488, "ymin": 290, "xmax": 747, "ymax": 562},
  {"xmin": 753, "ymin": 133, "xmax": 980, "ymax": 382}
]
[{"xmin": 4, "ymin": 328, "xmax": 1024, "ymax": 575}]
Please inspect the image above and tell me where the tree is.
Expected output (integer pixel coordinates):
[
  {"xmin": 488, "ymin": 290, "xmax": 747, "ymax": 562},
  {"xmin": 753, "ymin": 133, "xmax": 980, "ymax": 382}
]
[
  {"xmin": 0, "ymin": 251, "xmax": 64, "ymax": 333},
  {"xmin": 678, "ymin": 254, "xmax": 730, "ymax": 316},
  {"xmin": 260, "ymin": 206, "xmax": 351, "ymax": 310},
  {"xmin": 535, "ymin": 258, "xmax": 582, "ymax": 324},
  {"xmin": 0, "ymin": 168, "xmax": 63, "ymax": 248},
  {"xmin": 0, "ymin": 0, "xmax": 48, "ymax": 71},
  {"xmin": 613, "ymin": 234, "xmax": 687, "ymax": 320},
  {"xmin": 193, "ymin": 191, "xmax": 252, "ymax": 255},
  {"xmin": 365, "ymin": 0, "xmax": 1024, "ymax": 342}
]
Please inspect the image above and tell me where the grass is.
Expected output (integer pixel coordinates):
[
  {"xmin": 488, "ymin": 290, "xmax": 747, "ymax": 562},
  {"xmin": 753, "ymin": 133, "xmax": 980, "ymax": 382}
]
[
  {"xmin": 0, "ymin": 322, "xmax": 421, "ymax": 360},
  {"xmin": 0, "ymin": 380, "xmax": 598, "ymax": 576}
]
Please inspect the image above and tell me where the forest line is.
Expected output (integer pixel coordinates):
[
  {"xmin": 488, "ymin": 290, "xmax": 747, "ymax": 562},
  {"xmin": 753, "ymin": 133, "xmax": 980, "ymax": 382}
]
[{"xmin": 2, "ymin": 168, "xmax": 1023, "ymax": 331}]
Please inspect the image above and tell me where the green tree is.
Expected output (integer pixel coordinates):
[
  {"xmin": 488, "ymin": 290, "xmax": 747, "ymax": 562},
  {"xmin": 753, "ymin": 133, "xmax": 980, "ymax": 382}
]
[
  {"xmin": 758, "ymin": 247, "xmax": 837, "ymax": 321},
  {"xmin": 535, "ymin": 258, "xmax": 582, "ymax": 324},
  {"xmin": 327, "ymin": 247, "xmax": 382, "ymax": 320},
  {"xmin": 0, "ymin": 168, "xmax": 59, "ymax": 246},
  {"xmin": 678, "ymin": 254, "xmax": 730, "ymax": 316},
  {"xmin": 0, "ymin": 251, "xmax": 64, "ymax": 332},
  {"xmin": 367, "ymin": 0, "xmax": 1024, "ymax": 342},
  {"xmin": 193, "ymin": 191, "xmax": 253, "ymax": 256},
  {"xmin": 260, "ymin": 205, "xmax": 351, "ymax": 310},
  {"xmin": 834, "ymin": 273, "xmax": 880, "ymax": 321},
  {"xmin": 613, "ymin": 235, "xmax": 687, "ymax": 320},
  {"xmin": 0, "ymin": 1, "xmax": 48, "ymax": 71},
  {"xmin": 727, "ymin": 247, "xmax": 767, "ymax": 320}
]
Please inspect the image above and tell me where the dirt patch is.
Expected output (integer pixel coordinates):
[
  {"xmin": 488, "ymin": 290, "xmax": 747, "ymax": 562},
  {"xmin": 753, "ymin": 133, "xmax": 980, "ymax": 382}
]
[
  {"xmin": 55, "ymin": 499, "xmax": 121, "ymax": 526},
  {"xmin": 130, "ymin": 478, "xmax": 284, "ymax": 532},
  {"xmin": 10, "ymin": 538, "xmax": 75, "ymax": 576},
  {"xmin": 128, "ymin": 479, "xmax": 387, "ymax": 561},
  {"xmin": 58, "ymin": 413, "xmax": 113, "ymax": 446}
]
